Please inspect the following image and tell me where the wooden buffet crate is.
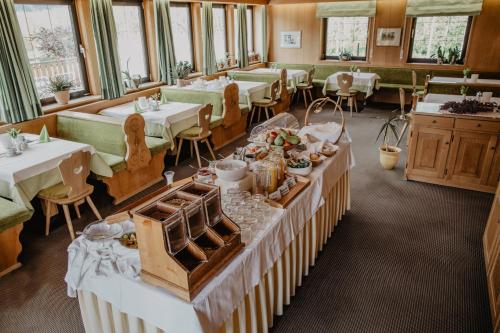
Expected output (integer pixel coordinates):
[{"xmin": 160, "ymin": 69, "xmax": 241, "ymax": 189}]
[{"xmin": 131, "ymin": 181, "xmax": 244, "ymax": 301}]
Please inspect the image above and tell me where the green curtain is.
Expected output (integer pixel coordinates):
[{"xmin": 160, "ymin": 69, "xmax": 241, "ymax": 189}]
[
  {"xmin": 406, "ymin": 0, "xmax": 483, "ymax": 16},
  {"xmin": 316, "ymin": 1, "xmax": 376, "ymax": 18},
  {"xmin": 155, "ymin": 0, "xmax": 177, "ymax": 85},
  {"xmin": 237, "ymin": 4, "xmax": 249, "ymax": 68},
  {"xmin": 201, "ymin": 2, "xmax": 217, "ymax": 75},
  {"xmin": 90, "ymin": 0, "xmax": 124, "ymax": 100},
  {"xmin": 261, "ymin": 5, "xmax": 268, "ymax": 63},
  {"xmin": 0, "ymin": 0, "xmax": 42, "ymax": 123}
]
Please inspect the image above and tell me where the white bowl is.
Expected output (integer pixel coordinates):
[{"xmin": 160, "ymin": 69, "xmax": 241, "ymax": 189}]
[
  {"xmin": 287, "ymin": 164, "xmax": 312, "ymax": 176},
  {"xmin": 215, "ymin": 160, "xmax": 248, "ymax": 181}
]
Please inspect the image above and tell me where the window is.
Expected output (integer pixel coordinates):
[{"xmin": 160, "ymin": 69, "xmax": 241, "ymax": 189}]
[
  {"xmin": 246, "ymin": 7, "xmax": 254, "ymax": 53},
  {"xmin": 170, "ymin": 3, "xmax": 194, "ymax": 67},
  {"xmin": 233, "ymin": 6, "xmax": 254, "ymax": 58},
  {"xmin": 14, "ymin": 1, "xmax": 88, "ymax": 103},
  {"xmin": 408, "ymin": 16, "xmax": 472, "ymax": 64},
  {"xmin": 113, "ymin": 1, "xmax": 149, "ymax": 83},
  {"xmin": 213, "ymin": 5, "xmax": 227, "ymax": 65},
  {"xmin": 324, "ymin": 17, "xmax": 369, "ymax": 60}
]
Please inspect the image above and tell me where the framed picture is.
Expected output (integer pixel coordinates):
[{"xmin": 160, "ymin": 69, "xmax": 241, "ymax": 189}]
[
  {"xmin": 280, "ymin": 31, "xmax": 302, "ymax": 49},
  {"xmin": 376, "ymin": 28, "xmax": 401, "ymax": 47}
]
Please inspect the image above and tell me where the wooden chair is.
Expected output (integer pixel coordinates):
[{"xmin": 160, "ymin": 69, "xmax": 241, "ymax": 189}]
[
  {"xmin": 395, "ymin": 87, "xmax": 412, "ymax": 147},
  {"xmin": 222, "ymin": 83, "xmax": 241, "ymax": 128},
  {"xmin": 175, "ymin": 104, "xmax": 216, "ymax": 168},
  {"xmin": 38, "ymin": 151, "xmax": 102, "ymax": 240},
  {"xmin": 296, "ymin": 67, "xmax": 315, "ymax": 108},
  {"xmin": 274, "ymin": 68, "xmax": 292, "ymax": 114},
  {"xmin": 249, "ymin": 80, "xmax": 280, "ymax": 127},
  {"xmin": 334, "ymin": 73, "xmax": 358, "ymax": 117}
]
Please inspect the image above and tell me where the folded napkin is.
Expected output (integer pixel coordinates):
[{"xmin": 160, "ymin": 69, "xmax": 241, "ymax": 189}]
[
  {"xmin": 39, "ymin": 125, "xmax": 50, "ymax": 143},
  {"xmin": 298, "ymin": 122, "xmax": 343, "ymax": 143}
]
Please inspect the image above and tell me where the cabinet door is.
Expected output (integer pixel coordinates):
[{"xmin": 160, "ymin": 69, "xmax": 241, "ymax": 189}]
[
  {"xmin": 407, "ymin": 127, "xmax": 452, "ymax": 179},
  {"xmin": 488, "ymin": 139, "xmax": 500, "ymax": 188},
  {"xmin": 446, "ymin": 132, "xmax": 497, "ymax": 185}
]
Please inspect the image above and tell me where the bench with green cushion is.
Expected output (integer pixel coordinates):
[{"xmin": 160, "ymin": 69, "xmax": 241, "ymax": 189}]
[
  {"xmin": 0, "ymin": 197, "xmax": 32, "ymax": 233},
  {"xmin": 227, "ymin": 72, "xmax": 279, "ymax": 84}
]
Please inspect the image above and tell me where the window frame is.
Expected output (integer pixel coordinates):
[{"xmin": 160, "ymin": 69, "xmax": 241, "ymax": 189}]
[
  {"xmin": 322, "ymin": 16, "xmax": 370, "ymax": 61},
  {"xmin": 170, "ymin": 2, "xmax": 195, "ymax": 69},
  {"xmin": 113, "ymin": 0, "xmax": 150, "ymax": 83},
  {"xmin": 407, "ymin": 16, "xmax": 473, "ymax": 64},
  {"xmin": 14, "ymin": 0, "xmax": 90, "ymax": 105}
]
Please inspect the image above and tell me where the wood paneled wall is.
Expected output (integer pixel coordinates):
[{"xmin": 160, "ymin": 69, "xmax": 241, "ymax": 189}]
[{"xmin": 268, "ymin": 0, "xmax": 500, "ymax": 72}]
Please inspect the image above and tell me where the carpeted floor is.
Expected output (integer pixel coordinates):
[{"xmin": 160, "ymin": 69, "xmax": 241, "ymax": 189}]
[{"xmin": 0, "ymin": 103, "xmax": 493, "ymax": 333}]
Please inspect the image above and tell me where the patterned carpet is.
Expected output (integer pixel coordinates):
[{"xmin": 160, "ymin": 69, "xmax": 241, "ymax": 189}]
[{"xmin": 0, "ymin": 104, "xmax": 493, "ymax": 333}]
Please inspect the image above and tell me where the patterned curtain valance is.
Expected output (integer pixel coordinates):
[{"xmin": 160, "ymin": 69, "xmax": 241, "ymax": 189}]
[
  {"xmin": 316, "ymin": 1, "xmax": 376, "ymax": 18},
  {"xmin": 405, "ymin": 0, "xmax": 483, "ymax": 16}
]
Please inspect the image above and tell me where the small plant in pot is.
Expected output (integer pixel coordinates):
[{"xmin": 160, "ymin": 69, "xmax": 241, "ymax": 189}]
[
  {"xmin": 175, "ymin": 61, "xmax": 193, "ymax": 86},
  {"xmin": 339, "ymin": 49, "xmax": 352, "ymax": 61},
  {"xmin": 376, "ymin": 114, "xmax": 401, "ymax": 170},
  {"xmin": 431, "ymin": 46, "xmax": 446, "ymax": 65},
  {"xmin": 47, "ymin": 75, "xmax": 73, "ymax": 105},
  {"xmin": 463, "ymin": 68, "xmax": 471, "ymax": 82}
]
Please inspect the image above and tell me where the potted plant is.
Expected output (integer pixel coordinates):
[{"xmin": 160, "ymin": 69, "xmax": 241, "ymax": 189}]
[
  {"xmin": 175, "ymin": 61, "xmax": 193, "ymax": 86},
  {"xmin": 376, "ymin": 114, "xmax": 401, "ymax": 170},
  {"xmin": 339, "ymin": 49, "xmax": 352, "ymax": 61},
  {"xmin": 349, "ymin": 65, "xmax": 358, "ymax": 75},
  {"xmin": 463, "ymin": 68, "xmax": 471, "ymax": 82},
  {"xmin": 431, "ymin": 46, "xmax": 446, "ymax": 65},
  {"xmin": 47, "ymin": 75, "xmax": 73, "ymax": 105},
  {"xmin": 460, "ymin": 85, "xmax": 469, "ymax": 100},
  {"xmin": 122, "ymin": 58, "xmax": 141, "ymax": 89},
  {"xmin": 447, "ymin": 46, "xmax": 460, "ymax": 65}
]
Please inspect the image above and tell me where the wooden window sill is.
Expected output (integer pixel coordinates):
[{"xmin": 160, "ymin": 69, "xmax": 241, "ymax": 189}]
[
  {"xmin": 125, "ymin": 81, "xmax": 164, "ymax": 94},
  {"xmin": 42, "ymin": 95, "xmax": 102, "ymax": 115}
]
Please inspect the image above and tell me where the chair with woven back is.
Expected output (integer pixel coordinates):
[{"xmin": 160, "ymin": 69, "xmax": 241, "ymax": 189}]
[
  {"xmin": 175, "ymin": 104, "xmax": 216, "ymax": 168},
  {"xmin": 334, "ymin": 73, "xmax": 358, "ymax": 117},
  {"xmin": 38, "ymin": 151, "xmax": 102, "ymax": 240},
  {"xmin": 249, "ymin": 80, "xmax": 280, "ymax": 127},
  {"xmin": 296, "ymin": 66, "xmax": 315, "ymax": 108}
]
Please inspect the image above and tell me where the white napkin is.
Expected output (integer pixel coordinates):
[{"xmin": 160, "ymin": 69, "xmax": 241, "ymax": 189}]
[{"xmin": 298, "ymin": 122, "xmax": 343, "ymax": 143}]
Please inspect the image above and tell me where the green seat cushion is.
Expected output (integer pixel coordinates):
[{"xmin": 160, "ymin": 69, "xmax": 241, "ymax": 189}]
[
  {"xmin": 0, "ymin": 198, "xmax": 32, "ymax": 233},
  {"xmin": 239, "ymin": 104, "xmax": 250, "ymax": 114},
  {"xmin": 210, "ymin": 115, "xmax": 224, "ymax": 129},
  {"xmin": 38, "ymin": 183, "xmax": 71, "ymax": 200},
  {"xmin": 296, "ymin": 83, "xmax": 311, "ymax": 88},
  {"xmin": 96, "ymin": 151, "xmax": 126, "ymax": 173},
  {"xmin": 145, "ymin": 136, "xmax": 171, "ymax": 155},
  {"xmin": 179, "ymin": 127, "xmax": 202, "ymax": 137},
  {"xmin": 378, "ymin": 83, "xmax": 425, "ymax": 90},
  {"xmin": 161, "ymin": 88, "xmax": 224, "ymax": 117}
]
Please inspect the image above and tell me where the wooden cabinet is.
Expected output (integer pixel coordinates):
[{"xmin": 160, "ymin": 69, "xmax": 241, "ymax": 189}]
[
  {"xmin": 484, "ymin": 185, "xmax": 500, "ymax": 331},
  {"xmin": 406, "ymin": 113, "xmax": 500, "ymax": 193}
]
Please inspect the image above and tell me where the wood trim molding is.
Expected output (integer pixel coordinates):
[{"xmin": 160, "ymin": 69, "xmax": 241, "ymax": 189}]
[
  {"xmin": 191, "ymin": 2, "xmax": 203, "ymax": 73},
  {"xmin": 143, "ymin": 0, "xmax": 159, "ymax": 82}
]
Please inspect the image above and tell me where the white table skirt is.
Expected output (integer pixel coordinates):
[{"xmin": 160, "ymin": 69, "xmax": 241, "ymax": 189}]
[
  {"xmin": 72, "ymin": 141, "xmax": 352, "ymax": 333},
  {"xmin": 322, "ymin": 72, "xmax": 380, "ymax": 97}
]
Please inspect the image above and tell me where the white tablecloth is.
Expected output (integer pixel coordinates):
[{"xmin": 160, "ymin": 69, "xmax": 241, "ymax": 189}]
[
  {"xmin": 184, "ymin": 80, "xmax": 269, "ymax": 109},
  {"xmin": 100, "ymin": 102, "xmax": 202, "ymax": 143},
  {"xmin": 66, "ymin": 139, "xmax": 353, "ymax": 333},
  {"xmin": 0, "ymin": 133, "xmax": 111, "ymax": 209},
  {"xmin": 415, "ymin": 101, "xmax": 500, "ymax": 119},
  {"xmin": 322, "ymin": 72, "xmax": 381, "ymax": 97},
  {"xmin": 248, "ymin": 68, "xmax": 308, "ymax": 89},
  {"xmin": 424, "ymin": 93, "xmax": 500, "ymax": 104},
  {"xmin": 429, "ymin": 76, "xmax": 500, "ymax": 87}
]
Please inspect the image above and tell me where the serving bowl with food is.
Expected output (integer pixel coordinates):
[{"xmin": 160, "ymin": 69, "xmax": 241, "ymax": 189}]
[
  {"xmin": 215, "ymin": 160, "xmax": 248, "ymax": 181},
  {"xmin": 286, "ymin": 158, "xmax": 312, "ymax": 176}
]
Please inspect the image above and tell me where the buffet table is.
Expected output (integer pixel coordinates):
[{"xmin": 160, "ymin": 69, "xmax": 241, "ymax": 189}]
[{"xmin": 67, "ymin": 137, "xmax": 352, "ymax": 333}]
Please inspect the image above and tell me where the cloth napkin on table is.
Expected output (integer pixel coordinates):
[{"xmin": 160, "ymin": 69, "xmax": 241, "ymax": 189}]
[
  {"xmin": 65, "ymin": 220, "xmax": 141, "ymax": 297},
  {"xmin": 38, "ymin": 125, "xmax": 50, "ymax": 143}
]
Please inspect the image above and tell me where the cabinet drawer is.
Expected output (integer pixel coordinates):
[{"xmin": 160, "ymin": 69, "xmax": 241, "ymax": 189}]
[
  {"xmin": 455, "ymin": 119, "xmax": 500, "ymax": 133},
  {"xmin": 414, "ymin": 115, "xmax": 454, "ymax": 129}
]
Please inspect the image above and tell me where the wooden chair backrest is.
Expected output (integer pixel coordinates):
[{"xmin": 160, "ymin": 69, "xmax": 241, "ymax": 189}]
[
  {"xmin": 280, "ymin": 68, "xmax": 287, "ymax": 86},
  {"xmin": 198, "ymin": 104, "xmax": 213, "ymax": 138},
  {"xmin": 307, "ymin": 67, "xmax": 316, "ymax": 86},
  {"xmin": 337, "ymin": 73, "xmax": 354, "ymax": 94},
  {"xmin": 124, "ymin": 113, "xmax": 152, "ymax": 172},
  {"xmin": 399, "ymin": 87, "xmax": 406, "ymax": 113},
  {"xmin": 270, "ymin": 80, "xmax": 280, "ymax": 102},
  {"xmin": 223, "ymin": 83, "xmax": 241, "ymax": 128},
  {"xmin": 58, "ymin": 151, "xmax": 91, "ymax": 199}
]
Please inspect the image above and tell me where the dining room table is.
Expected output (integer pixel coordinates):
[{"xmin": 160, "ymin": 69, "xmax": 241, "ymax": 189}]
[
  {"xmin": 322, "ymin": 71, "xmax": 381, "ymax": 97},
  {"xmin": 0, "ymin": 133, "xmax": 112, "ymax": 210},
  {"xmin": 182, "ymin": 80, "xmax": 270, "ymax": 110},
  {"xmin": 247, "ymin": 68, "xmax": 308, "ymax": 90},
  {"xmin": 99, "ymin": 101, "xmax": 203, "ymax": 145},
  {"xmin": 65, "ymin": 130, "xmax": 354, "ymax": 333}
]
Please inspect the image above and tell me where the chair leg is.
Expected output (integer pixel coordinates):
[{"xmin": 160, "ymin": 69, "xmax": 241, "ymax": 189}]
[
  {"xmin": 45, "ymin": 199, "xmax": 52, "ymax": 236},
  {"xmin": 264, "ymin": 107, "xmax": 270, "ymax": 120},
  {"xmin": 175, "ymin": 138, "xmax": 183, "ymax": 166},
  {"xmin": 74, "ymin": 203, "xmax": 81, "ymax": 219},
  {"xmin": 308, "ymin": 89, "xmax": 314, "ymax": 103},
  {"xmin": 349, "ymin": 97, "xmax": 353, "ymax": 117},
  {"xmin": 85, "ymin": 196, "xmax": 102, "ymax": 220},
  {"xmin": 62, "ymin": 204, "xmax": 75, "ymax": 240},
  {"xmin": 249, "ymin": 106, "xmax": 256, "ymax": 127},
  {"xmin": 190, "ymin": 141, "xmax": 194, "ymax": 159},
  {"xmin": 205, "ymin": 139, "xmax": 216, "ymax": 160},
  {"xmin": 333, "ymin": 96, "xmax": 341, "ymax": 116},
  {"xmin": 354, "ymin": 96, "xmax": 359, "ymax": 113},
  {"xmin": 257, "ymin": 106, "xmax": 262, "ymax": 122},
  {"xmin": 193, "ymin": 140, "xmax": 202, "ymax": 168}
]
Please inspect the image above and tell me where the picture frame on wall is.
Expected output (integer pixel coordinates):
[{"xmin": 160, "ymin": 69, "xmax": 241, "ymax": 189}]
[
  {"xmin": 376, "ymin": 28, "xmax": 401, "ymax": 47},
  {"xmin": 280, "ymin": 31, "xmax": 302, "ymax": 49}
]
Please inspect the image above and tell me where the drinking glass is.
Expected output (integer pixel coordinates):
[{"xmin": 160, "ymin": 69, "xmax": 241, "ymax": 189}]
[
  {"xmin": 239, "ymin": 223, "xmax": 252, "ymax": 244},
  {"xmin": 164, "ymin": 171, "xmax": 175, "ymax": 186}
]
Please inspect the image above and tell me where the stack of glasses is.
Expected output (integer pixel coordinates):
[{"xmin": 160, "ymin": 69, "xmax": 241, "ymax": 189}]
[{"xmin": 221, "ymin": 189, "xmax": 273, "ymax": 244}]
